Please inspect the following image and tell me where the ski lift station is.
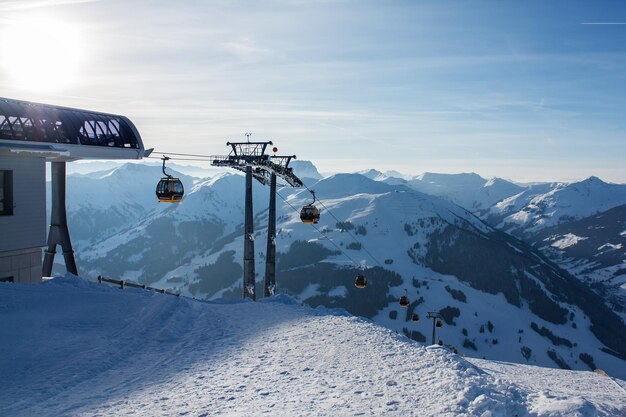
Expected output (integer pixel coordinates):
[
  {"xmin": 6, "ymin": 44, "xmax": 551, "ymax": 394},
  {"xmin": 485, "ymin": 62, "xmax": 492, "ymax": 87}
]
[{"xmin": 0, "ymin": 97, "xmax": 150, "ymax": 283}]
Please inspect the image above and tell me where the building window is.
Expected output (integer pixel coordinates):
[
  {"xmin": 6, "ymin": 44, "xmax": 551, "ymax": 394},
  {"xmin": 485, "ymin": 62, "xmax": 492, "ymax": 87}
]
[{"xmin": 0, "ymin": 170, "xmax": 13, "ymax": 216}]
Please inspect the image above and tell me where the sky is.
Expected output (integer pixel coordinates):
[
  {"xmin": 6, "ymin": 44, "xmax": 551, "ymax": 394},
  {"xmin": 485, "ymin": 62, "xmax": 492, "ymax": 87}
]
[{"xmin": 0, "ymin": 0, "xmax": 625, "ymax": 182}]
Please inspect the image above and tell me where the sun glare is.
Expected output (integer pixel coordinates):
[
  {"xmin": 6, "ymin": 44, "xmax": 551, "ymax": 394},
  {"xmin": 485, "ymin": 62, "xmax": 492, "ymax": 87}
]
[{"xmin": 0, "ymin": 17, "xmax": 85, "ymax": 93}]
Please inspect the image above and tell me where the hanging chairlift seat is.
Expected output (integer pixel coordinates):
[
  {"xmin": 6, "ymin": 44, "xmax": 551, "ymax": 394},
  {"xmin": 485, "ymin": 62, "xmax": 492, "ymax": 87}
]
[
  {"xmin": 436, "ymin": 320, "xmax": 443, "ymax": 328},
  {"xmin": 355, "ymin": 274, "xmax": 367, "ymax": 289},
  {"xmin": 399, "ymin": 295, "xmax": 410, "ymax": 307},
  {"xmin": 411, "ymin": 313, "xmax": 419, "ymax": 322}
]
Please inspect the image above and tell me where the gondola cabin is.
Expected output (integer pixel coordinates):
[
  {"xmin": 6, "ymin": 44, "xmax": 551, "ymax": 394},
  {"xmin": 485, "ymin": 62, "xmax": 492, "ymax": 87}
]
[
  {"xmin": 300, "ymin": 190, "xmax": 320, "ymax": 224},
  {"xmin": 156, "ymin": 177, "xmax": 184, "ymax": 203},
  {"xmin": 411, "ymin": 313, "xmax": 419, "ymax": 322},
  {"xmin": 355, "ymin": 274, "xmax": 367, "ymax": 289},
  {"xmin": 436, "ymin": 320, "xmax": 443, "ymax": 328},
  {"xmin": 156, "ymin": 155, "xmax": 184, "ymax": 203},
  {"xmin": 300, "ymin": 204, "xmax": 320, "ymax": 224},
  {"xmin": 399, "ymin": 295, "xmax": 410, "ymax": 307}
]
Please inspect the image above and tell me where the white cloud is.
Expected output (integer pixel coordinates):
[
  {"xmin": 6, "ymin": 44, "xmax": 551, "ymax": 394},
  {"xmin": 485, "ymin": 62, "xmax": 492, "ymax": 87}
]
[
  {"xmin": 0, "ymin": 0, "xmax": 99, "ymax": 11},
  {"xmin": 221, "ymin": 36, "xmax": 272, "ymax": 62}
]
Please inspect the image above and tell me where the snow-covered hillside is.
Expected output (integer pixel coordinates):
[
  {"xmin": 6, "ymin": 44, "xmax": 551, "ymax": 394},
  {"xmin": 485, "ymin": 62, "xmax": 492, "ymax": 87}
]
[
  {"xmin": 407, "ymin": 172, "xmax": 525, "ymax": 211},
  {"xmin": 290, "ymin": 160, "xmax": 323, "ymax": 181},
  {"xmin": 49, "ymin": 164, "xmax": 198, "ymax": 249},
  {"xmin": 527, "ymin": 205, "xmax": 626, "ymax": 317},
  {"xmin": 485, "ymin": 177, "xmax": 626, "ymax": 236},
  {"xmin": 54, "ymin": 164, "xmax": 626, "ymax": 379},
  {"xmin": 1, "ymin": 277, "xmax": 624, "ymax": 417}
]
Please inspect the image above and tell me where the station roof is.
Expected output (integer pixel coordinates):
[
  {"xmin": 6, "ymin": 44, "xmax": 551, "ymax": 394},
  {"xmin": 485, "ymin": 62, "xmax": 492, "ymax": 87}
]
[{"xmin": 0, "ymin": 97, "xmax": 150, "ymax": 161}]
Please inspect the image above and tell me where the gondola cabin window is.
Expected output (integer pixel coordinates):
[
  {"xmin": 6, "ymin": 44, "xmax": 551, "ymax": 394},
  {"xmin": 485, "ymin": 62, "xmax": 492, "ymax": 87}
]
[{"xmin": 0, "ymin": 170, "xmax": 13, "ymax": 216}]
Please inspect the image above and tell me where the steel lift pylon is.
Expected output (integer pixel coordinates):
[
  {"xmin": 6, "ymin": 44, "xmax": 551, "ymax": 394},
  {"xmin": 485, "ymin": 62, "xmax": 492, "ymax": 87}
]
[
  {"xmin": 42, "ymin": 161, "xmax": 78, "ymax": 277},
  {"xmin": 211, "ymin": 135, "xmax": 302, "ymax": 300}
]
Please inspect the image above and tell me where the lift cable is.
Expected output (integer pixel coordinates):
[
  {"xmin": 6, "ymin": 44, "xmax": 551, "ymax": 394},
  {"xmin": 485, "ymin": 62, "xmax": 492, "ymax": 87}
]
[
  {"xmin": 300, "ymin": 186, "xmax": 384, "ymax": 268},
  {"xmin": 147, "ymin": 155, "xmax": 215, "ymax": 163},
  {"xmin": 151, "ymin": 150, "xmax": 221, "ymax": 159},
  {"xmin": 275, "ymin": 189, "xmax": 362, "ymax": 269},
  {"xmin": 149, "ymin": 150, "xmax": 384, "ymax": 268}
]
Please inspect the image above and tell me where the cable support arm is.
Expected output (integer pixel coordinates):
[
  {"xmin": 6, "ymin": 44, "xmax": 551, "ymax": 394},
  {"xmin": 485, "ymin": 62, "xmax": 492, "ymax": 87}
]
[{"xmin": 161, "ymin": 156, "xmax": 172, "ymax": 178}]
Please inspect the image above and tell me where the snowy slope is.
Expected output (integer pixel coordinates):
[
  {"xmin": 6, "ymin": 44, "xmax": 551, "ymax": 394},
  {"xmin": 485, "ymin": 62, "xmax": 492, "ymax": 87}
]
[
  {"xmin": 527, "ymin": 205, "xmax": 626, "ymax": 317},
  {"xmin": 487, "ymin": 177, "xmax": 626, "ymax": 236},
  {"xmin": 479, "ymin": 183, "xmax": 562, "ymax": 225},
  {"xmin": 65, "ymin": 169, "xmax": 626, "ymax": 379},
  {"xmin": 407, "ymin": 172, "xmax": 525, "ymax": 211},
  {"xmin": 1, "ymin": 277, "xmax": 625, "ymax": 417},
  {"xmin": 50, "ymin": 164, "xmax": 197, "ymax": 250},
  {"xmin": 67, "ymin": 160, "xmax": 222, "ymax": 178},
  {"xmin": 290, "ymin": 160, "xmax": 323, "ymax": 180},
  {"xmin": 357, "ymin": 168, "xmax": 408, "ymax": 185}
]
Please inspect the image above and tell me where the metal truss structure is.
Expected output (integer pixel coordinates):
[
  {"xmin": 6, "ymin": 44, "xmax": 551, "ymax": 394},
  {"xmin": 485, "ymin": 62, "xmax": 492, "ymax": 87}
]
[
  {"xmin": 212, "ymin": 142, "xmax": 302, "ymax": 187},
  {"xmin": 211, "ymin": 137, "xmax": 303, "ymax": 300}
]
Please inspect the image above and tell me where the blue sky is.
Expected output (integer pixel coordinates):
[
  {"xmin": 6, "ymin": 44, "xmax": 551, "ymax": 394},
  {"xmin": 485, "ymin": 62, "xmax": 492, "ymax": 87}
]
[{"xmin": 1, "ymin": 0, "xmax": 625, "ymax": 182}]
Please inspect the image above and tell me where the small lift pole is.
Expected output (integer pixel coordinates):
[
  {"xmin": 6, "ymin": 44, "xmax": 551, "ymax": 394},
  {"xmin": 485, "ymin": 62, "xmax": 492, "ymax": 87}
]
[{"xmin": 426, "ymin": 311, "xmax": 443, "ymax": 345}]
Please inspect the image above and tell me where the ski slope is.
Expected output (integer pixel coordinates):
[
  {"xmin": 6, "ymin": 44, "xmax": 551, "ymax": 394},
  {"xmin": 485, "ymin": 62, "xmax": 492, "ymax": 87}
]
[{"xmin": 1, "ymin": 277, "xmax": 624, "ymax": 417}]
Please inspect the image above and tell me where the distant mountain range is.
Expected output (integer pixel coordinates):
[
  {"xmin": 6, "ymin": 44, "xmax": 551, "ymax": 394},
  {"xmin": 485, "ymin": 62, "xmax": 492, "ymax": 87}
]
[{"xmin": 50, "ymin": 161, "xmax": 626, "ymax": 378}]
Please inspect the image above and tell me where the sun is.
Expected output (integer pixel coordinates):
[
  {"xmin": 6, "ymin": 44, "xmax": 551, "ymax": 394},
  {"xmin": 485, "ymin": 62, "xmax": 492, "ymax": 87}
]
[{"xmin": 0, "ymin": 17, "xmax": 85, "ymax": 93}]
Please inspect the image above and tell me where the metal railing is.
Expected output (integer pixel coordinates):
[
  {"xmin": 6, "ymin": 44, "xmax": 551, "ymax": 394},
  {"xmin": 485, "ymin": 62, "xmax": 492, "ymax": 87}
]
[{"xmin": 97, "ymin": 275, "xmax": 180, "ymax": 297}]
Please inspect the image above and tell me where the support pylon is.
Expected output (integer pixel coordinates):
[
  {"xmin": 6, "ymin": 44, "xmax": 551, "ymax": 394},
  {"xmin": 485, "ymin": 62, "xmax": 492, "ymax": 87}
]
[
  {"xmin": 243, "ymin": 165, "xmax": 256, "ymax": 300},
  {"xmin": 42, "ymin": 161, "xmax": 78, "ymax": 277},
  {"xmin": 210, "ymin": 137, "xmax": 302, "ymax": 300},
  {"xmin": 264, "ymin": 173, "xmax": 277, "ymax": 297}
]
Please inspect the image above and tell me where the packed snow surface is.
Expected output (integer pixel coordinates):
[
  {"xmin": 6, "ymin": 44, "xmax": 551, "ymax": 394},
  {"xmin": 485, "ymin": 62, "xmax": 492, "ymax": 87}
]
[{"xmin": 1, "ymin": 277, "xmax": 625, "ymax": 417}]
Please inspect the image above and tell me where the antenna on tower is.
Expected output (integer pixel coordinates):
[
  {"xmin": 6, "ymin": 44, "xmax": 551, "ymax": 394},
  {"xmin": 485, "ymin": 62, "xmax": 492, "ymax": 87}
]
[{"xmin": 245, "ymin": 132, "xmax": 252, "ymax": 142}]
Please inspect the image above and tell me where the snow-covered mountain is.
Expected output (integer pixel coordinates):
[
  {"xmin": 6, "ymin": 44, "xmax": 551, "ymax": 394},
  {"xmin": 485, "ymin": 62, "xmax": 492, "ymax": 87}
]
[
  {"xmin": 2, "ymin": 277, "xmax": 624, "ymax": 416},
  {"xmin": 55, "ymin": 163, "xmax": 626, "ymax": 379},
  {"xmin": 483, "ymin": 177, "xmax": 626, "ymax": 236},
  {"xmin": 357, "ymin": 168, "xmax": 408, "ymax": 185},
  {"xmin": 67, "ymin": 160, "xmax": 222, "ymax": 178},
  {"xmin": 49, "ymin": 164, "xmax": 198, "ymax": 249},
  {"xmin": 406, "ymin": 172, "xmax": 525, "ymax": 211},
  {"xmin": 527, "ymin": 205, "xmax": 626, "ymax": 317},
  {"xmin": 290, "ymin": 160, "xmax": 323, "ymax": 181}
]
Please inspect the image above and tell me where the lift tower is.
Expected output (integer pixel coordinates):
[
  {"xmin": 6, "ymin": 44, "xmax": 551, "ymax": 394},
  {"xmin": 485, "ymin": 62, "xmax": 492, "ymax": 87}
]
[
  {"xmin": 263, "ymin": 154, "xmax": 296, "ymax": 297},
  {"xmin": 426, "ymin": 311, "xmax": 444, "ymax": 345},
  {"xmin": 212, "ymin": 136, "xmax": 302, "ymax": 300}
]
